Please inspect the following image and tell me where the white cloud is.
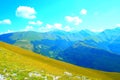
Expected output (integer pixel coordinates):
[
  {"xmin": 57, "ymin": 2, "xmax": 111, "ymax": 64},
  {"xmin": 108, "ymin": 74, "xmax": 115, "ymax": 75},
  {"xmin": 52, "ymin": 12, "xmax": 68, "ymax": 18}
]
[
  {"xmin": 29, "ymin": 20, "xmax": 43, "ymax": 25},
  {"xmin": 65, "ymin": 16, "xmax": 82, "ymax": 25},
  {"xmin": 90, "ymin": 29, "xmax": 104, "ymax": 32},
  {"xmin": 16, "ymin": 6, "xmax": 36, "ymax": 19},
  {"xmin": 7, "ymin": 29, "xmax": 13, "ymax": 32},
  {"xmin": 80, "ymin": 9, "xmax": 87, "ymax": 15},
  {"xmin": 64, "ymin": 26, "xmax": 72, "ymax": 32},
  {"xmin": 38, "ymin": 23, "xmax": 73, "ymax": 32},
  {"xmin": 0, "ymin": 30, "xmax": 14, "ymax": 35},
  {"xmin": 38, "ymin": 23, "xmax": 63, "ymax": 32},
  {"xmin": 0, "ymin": 19, "xmax": 11, "ymax": 25},
  {"xmin": 54, "ymin": 23, "xmax": 62, "ymax": 30},
  {"xmin": 45, "ymin": 23, "xmax": 62, "ymax": 30},
  {"xmin": 24, "ymin": 26, "xmax": 34, "ymax": 31},
  {"xmin": 65, "ymin": 16, "xmax": 74, "ymax": 22},
  {"xmin": 46, "ymin": 24, "xmax": 53, "ymax": 29},
  {"xmin": 116, "ymin": 24, "xmax": 120, "ymax": 27},
  {"xmin": 38, "ymin": 27, "xmax": 49, "ymax": 32}
]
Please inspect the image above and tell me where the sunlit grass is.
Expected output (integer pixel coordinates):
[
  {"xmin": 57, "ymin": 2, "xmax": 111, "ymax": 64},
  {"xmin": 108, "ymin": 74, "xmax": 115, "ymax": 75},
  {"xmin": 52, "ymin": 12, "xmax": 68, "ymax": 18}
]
[{"xmin": 0, "ymin": 42, "xmax": 120, "ymax": 80}]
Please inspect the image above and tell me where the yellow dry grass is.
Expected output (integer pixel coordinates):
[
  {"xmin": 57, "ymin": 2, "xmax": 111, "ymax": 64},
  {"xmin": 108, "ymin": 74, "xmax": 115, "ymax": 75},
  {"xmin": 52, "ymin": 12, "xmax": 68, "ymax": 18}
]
[{"xmin": 0, "ymin": 42, "xmax": 120, "ymax": 80}]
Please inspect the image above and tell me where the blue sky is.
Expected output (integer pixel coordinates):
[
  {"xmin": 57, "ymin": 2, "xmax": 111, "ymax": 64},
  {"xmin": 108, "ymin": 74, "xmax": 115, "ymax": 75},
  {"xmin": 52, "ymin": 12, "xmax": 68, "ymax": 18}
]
[{"xmin": 0, "ymin": 0, "xmax": 120, "ymax": 33}]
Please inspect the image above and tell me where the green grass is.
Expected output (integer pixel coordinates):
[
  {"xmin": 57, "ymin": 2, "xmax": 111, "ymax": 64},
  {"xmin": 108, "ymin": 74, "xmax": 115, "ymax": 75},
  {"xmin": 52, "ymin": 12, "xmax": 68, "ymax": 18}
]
[
  {"xmin": 0, "ymin": 42, "xmax": 120, "ymax": 80},
  {"xmin": 14, "ymin": 40, "xmax": 33, "ymax": 50}
]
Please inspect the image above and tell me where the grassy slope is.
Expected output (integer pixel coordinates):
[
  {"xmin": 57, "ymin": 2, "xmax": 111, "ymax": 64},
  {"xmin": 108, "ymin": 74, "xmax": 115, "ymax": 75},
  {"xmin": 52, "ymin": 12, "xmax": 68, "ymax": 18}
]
[{"xmin": 0, "ymin": 42, "xmax": 120, "ymax": 80}]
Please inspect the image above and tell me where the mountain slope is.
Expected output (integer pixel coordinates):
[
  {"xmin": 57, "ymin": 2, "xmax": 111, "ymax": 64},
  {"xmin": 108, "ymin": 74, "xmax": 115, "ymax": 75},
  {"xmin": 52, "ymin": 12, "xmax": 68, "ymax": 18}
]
[
  {"xmin": 0, "ymin": 30, "xmax": 94, "ymax": 58},
  {"xmin": 57, "ymin": 41, "xmax": 120, "ymax": 72},
  {"xmin": 0, "ymin": 42, "xmax": 120, "ymax": 80},
  {"xmin": 0, "ymin": 31, "xmax": 75, "ymax": 58},
  {"xmin": 81, "ymin": 27, "xmax": 120, "ymax": 55}
]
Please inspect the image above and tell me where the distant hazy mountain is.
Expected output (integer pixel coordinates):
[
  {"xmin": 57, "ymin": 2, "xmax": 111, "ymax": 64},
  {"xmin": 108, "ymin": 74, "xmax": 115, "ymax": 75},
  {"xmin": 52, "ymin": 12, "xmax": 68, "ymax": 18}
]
[
  {"xmin": 108, "ymin": 36, "xmax": 120, "ymax": 54},
  {"xmin": 99, "ymin": 28, "xmax": 120, "ymax": 54},
  {"xmin": 81, "ymin": 27, "xmax": 120, "ymax": 55},
  {"xmin": 57, "ymin": 41, "xmax": 120, "ymax": 72}
]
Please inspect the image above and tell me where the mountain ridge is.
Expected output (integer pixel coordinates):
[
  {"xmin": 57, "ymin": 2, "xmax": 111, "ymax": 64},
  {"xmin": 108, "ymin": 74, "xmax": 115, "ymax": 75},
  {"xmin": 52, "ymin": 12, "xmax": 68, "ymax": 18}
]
[{"xmin": 0, "ymin": 28, "xmax": 120, "ymax": 72}]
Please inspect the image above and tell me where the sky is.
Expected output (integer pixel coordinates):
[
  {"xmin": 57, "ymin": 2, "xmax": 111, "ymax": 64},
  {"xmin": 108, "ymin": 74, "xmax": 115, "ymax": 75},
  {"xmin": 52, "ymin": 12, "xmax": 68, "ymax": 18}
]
[{"xmin": 0, "ymin": 0, "xmax": 120, "ymax": 33}]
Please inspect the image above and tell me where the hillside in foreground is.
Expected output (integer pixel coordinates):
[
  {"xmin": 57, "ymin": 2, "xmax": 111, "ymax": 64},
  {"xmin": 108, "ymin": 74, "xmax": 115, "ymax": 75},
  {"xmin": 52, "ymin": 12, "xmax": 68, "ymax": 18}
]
[{"xmin": 0, "ymin": 42, "xmax": 120, "ymax": 80}]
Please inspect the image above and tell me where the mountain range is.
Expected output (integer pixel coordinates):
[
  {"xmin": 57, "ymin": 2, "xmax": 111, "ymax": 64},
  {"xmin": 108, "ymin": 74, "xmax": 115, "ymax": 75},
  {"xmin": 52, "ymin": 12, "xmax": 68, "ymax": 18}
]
[{"xmin": 0, "ymin": 27, "xmax": 120, "ymax": 72}]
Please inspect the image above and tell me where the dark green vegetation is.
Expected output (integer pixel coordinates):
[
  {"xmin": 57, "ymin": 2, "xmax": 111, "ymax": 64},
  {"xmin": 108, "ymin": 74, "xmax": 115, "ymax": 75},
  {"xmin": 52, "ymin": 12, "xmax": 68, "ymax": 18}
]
[{"xmin": 0, "ymin": 28, "xmax": 120, "ymax": 72}]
